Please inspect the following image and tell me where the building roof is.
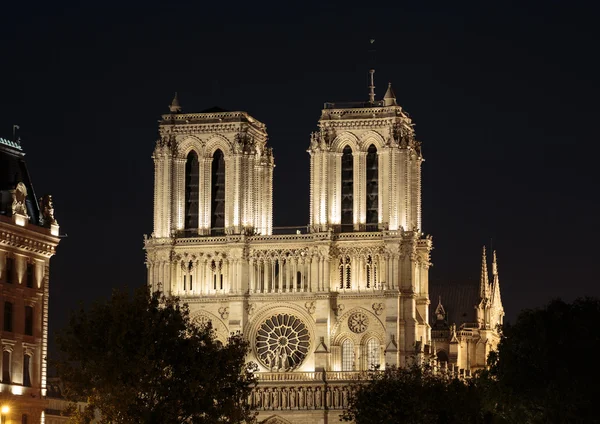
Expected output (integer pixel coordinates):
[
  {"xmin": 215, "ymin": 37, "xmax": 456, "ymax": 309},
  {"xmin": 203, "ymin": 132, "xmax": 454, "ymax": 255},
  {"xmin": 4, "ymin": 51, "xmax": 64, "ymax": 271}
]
[
  {"xmin": 0, "ymin": 136, "xmax": 41, "ymax": 225},
  {"xmin": 429, "ymin": 281, "xmax": 479, "ymax": 326}
]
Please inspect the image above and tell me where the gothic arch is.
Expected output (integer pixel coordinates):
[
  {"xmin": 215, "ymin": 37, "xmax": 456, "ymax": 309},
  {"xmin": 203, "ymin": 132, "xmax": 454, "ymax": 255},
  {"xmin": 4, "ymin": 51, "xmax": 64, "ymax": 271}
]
[
  {"xmin": 189, "ymin": 309, "xmax": 228, "ymax": 343},
  {"xmin": 261, "ymin": 415, "xmax": 294, "ymax": 424},
  {"xmin": 331, "ymin": 132, "xmax": 360, "ymax": 153},
  {"xmin": 331, "ymin": 307, "xmax": 385, "ymax": 344},
  {"xmin": 359, "ymin": 331, "xmax": 384, "ymax": 345},
  {"xmin": 176, "ymin": 135, "xmax": 204, "ymax": 159},
  {"xmin": 358, "ymin": 130, "xmax": 385, "ymax": 151},
  {"xmin": 204, "ymin": 134, "xmax": 232, "ymax": 157}
]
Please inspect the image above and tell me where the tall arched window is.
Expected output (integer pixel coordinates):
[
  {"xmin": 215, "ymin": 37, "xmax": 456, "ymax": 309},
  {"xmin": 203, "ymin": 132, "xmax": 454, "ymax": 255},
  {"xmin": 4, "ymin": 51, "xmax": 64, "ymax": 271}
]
[
  {"xmin": 366, "ymin": 144, "xmax": 378, "ymax": 231},
  {"xmin": 339, "ymin": 256, "xmax": 351, "ymax": 289},
  {"xmin": 184, "ymin": 151, "xmax": 199, "ymax": 230},
  {"xmin": 211, "ymin": 149, "xmax": 225, "ymax": 234},
  {"xmin": 367, "ymin": 338, "xmax": 379, "ymax": 370},
  {"xmin": 341, "ymin": 146, "xmax": 354, "ymax": 232},
  {"xmin": 342, "ymin": 339, "xmax": 354, "ymax": 371}
]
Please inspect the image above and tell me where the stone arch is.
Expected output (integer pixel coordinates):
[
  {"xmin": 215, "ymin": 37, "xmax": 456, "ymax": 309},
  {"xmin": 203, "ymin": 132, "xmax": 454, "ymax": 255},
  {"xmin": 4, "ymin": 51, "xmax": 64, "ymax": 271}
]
[
  {"xmin": 331, "ymin": 132, "xmax": 360, "ymax": 153},
  {"xmin": 245, "ymin": 302, "xmax": 317, "ymax": 372},
  {"xmin": 204, "ymin": 134, "xmax": 232, "ymax": 157},
  {"xmin": 359, "ymin": 330, "xmax": 384, "ymax": 346},
  {"xmin": 358, "ymin": 130, "xmax": 385, "ymax": 151},
  {"xmin": 331, "ymin": 306, "xmax": 385, "ymax": 343},
  {"xmin": 176, "ymin": 135, "xmax": 203, "ymax": 159},
  {"xmin": 189, "ymin": 309, "xmax": 228, "ymax": 343},
  {"xmin": 261, "ymin": 415, "xmax": 294, "ymax": 424}
]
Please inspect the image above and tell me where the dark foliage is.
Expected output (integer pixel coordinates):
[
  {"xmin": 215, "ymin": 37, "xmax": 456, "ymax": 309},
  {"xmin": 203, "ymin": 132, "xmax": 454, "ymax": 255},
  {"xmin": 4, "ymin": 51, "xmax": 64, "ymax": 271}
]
[
  {"xmin": 341, "ymin": 364, "xmax": 489, "ymax": 424},
  {"xmin": 55, "ymin": 287, "xmax": 257, "ymax": 424},
  {"xmin": 486, "ymin": 297, "xmax": 600, "ymax": 423}
]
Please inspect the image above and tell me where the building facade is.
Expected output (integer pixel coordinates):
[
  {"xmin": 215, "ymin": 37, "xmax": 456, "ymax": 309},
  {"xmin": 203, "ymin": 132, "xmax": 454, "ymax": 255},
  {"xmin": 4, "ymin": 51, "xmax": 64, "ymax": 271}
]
[
  {"xmin": 144, "ymin": 82, "xmax": 503, "ymax": 423},
  {"xmin": 0, "ymin": 136, "xmax": 61, "ymax": 424}
]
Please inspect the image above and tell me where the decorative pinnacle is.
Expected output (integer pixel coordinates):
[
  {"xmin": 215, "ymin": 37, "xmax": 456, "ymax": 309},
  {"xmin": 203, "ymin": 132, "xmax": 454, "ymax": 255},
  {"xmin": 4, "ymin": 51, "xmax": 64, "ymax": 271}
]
[
  {"xmin": 481, "ymin": 246, "xmax": 490, "ymax": 298},
  {"xmin": 492, "ymin": 250, "xmax": 498, "ymax": 276},
  {"xmin": 169, "ymin": 92, "xmax": 182, "ymax": 113},
  {"xmin": 368, "ymin": 69, "xmax": 376, "ymax": 104},
  {"xmin": 383, "ymin": 82, "xmax": 397, "ymax": 106}
]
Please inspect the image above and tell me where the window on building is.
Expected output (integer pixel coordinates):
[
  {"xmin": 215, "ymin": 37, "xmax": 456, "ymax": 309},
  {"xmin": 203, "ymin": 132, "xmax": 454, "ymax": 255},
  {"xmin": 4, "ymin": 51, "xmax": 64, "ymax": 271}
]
[
  {"xmin": 366, "ymin": 255, "xmax": 377, "ymax": 289},
  {"xmin": 211, "ymin": 149, "xmax": 225, "ymax": 234},
  {"xmin": 2, "ymin": 351, "xmax": 10, "ymax": 382},
  {"xmin": 342, "ymin": 339, "xmax": 354, "ymax": 371},
  {"xmin": 341, "ymin": 145, "xmax": 354, "ymax": 232},
  {"xmin": 3, "ymin": 302, "xmax": 13, "ymax": 332},
  {"xmin": 23, "ymin": 354, "xmax": 31, "ymax": 387},
  {"xmin": 22, "ymin": 414, "xmax": 28, "ymax": 424},
  {"xmin": 296, "ymin": 271, "xmax": 302, "ymax": 290},
  {"xmin": 6, "ymin": 257, "xmax": 14, "ymax": 284},
  {"xmin": 184, "ymin": 151, "xmax": 200, "ymax": 230},
  {"xmin": 366, "ymin": 144, "xmax": 378, "ymax": 231},
  {"xmin": 367, "ymin": 338, "xmax": 380, "ymax": 370},
  {"xmin": 26, "ymin": 262, "xmax": 34, "ymax": 288},
  {"xmin": 25, "ymin": 306, "xmax": 33, "ymax": 336},
  {"xmin": 183, "ymin": 275, "xmax": 187, "ymax": 291},
  {"xmin": 339, "ymin": 256, "xmax": 351, "ymax": 289},
  {"xmin": 189, "ymin": 275, "xmax": 193, "ymax": 291}
]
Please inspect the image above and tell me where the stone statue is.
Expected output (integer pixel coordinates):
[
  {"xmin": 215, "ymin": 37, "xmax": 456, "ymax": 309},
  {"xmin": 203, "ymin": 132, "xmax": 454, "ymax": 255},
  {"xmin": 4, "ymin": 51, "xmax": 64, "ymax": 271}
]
[
  {"xmin": 298, "ymin": 387, "xmax": 305, "ymax": 408},
  {"xmin": 263, "ymin": 388, "xmax": 270, "ymax": 409},
  {"xmin": 325, "ymin": 387, "xmax": 332, "ymax": 408},
  {"xmin": 306, "ymin": 387, "xmax": 314, "ymax": 408},
  {"xmin": 281, "ymin": 388, "xmax": 288, "ymax": 409},
  {"xmin": 289, "ymin": 388, "xmax": 296, "ymax": 409},
  {"xmin": 254, "ymin": 389, "xmax": 262, "ymax": 408},
  {"xmin": 315, "ymin": 387, "xmax": 322, "ymax": 408},
  {"xmin": 11, "ymin": 182, "xmax": 28, "ymax": 217},
  {"xmin": 272, "ymin": 388, "xmax": 279, "ymax": 409},
  {"xmin": 39, "ymin": 194, "xmax": 57, "ymax": 227},
  {"xmin": 342, "ymin": 387, "xmax": 349, "ymax": 407},
  {"xmin": 334, "ymin": 387, "xmax": 340, "ymax": 408}
]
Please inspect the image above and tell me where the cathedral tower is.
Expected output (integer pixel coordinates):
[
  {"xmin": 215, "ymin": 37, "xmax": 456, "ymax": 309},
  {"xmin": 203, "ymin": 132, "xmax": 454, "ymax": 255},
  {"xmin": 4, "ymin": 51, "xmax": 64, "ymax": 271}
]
[{"xmin": 145, "ymin": 80, "xmax": 433, "ymax": 423}]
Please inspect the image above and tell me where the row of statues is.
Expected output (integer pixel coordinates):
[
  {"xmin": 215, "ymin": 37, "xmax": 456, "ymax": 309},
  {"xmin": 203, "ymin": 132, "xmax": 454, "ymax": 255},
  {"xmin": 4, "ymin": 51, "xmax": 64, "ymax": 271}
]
[{"xmin": 250, "ymin": 385, "xmax": 351, "ymax": 410}]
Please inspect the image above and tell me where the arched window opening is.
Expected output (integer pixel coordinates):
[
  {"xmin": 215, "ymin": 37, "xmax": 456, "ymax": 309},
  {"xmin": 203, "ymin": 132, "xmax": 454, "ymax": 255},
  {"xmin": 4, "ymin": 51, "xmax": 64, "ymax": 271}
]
[
  {"xmin": 366, "ymin": 144, "xmax": 378, "ymax": 231},
  {"xmin": 339, "ymin": 256, "xmax": 351, "ymax": 289},
  {"xmin": 366, "ymin": 255, "xmax": 378, "ymax": 289},
  {"xmin": 437, "ymin": 350, "xmax": 449, "ymax": 365},
  {"xmin": 342, "ymin": 339, "xmax": 354, "ymax": 371},
  {"xmin": 367, "ymin": 339, "xmax": 380, "ymax": 370},
  {"xmin": 24, "ymin": 306, "xmax": 33, "ymax": 336},
  {"xmin": 296, "ymin": 271, "xmax": 302, "ymax": 290},
  {"xmin": 274, "ymin": 261, "xmax": 280, "ymax": 291},
  {"xmin": 341, "ymin": 146, "xmax": 354, "ymax": 232},
  {"xmin": 184, "ymin": 151, "xmax": 200, "ymax": 230},
  {"xmin": 211, "ymin": 149, "xmax": 225, "ymax": 235},
  {"xmin": 22, "ymin": 414, "xmax": 28, "ymax": 424}
]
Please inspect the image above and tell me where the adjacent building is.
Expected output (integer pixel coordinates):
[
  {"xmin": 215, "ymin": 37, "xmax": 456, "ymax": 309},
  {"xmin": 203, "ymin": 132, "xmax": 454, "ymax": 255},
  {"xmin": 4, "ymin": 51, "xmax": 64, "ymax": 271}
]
[{"xmin": 0, "ymin": 135, "xmax": 60, "ymax": 424}]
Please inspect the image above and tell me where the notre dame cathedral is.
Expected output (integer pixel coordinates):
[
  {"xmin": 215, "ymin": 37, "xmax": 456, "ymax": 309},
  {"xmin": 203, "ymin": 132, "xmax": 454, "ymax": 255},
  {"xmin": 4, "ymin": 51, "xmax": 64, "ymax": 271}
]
[{"xmin": 144, "ymin": 75, "xmax": 504, "ymax": 424}]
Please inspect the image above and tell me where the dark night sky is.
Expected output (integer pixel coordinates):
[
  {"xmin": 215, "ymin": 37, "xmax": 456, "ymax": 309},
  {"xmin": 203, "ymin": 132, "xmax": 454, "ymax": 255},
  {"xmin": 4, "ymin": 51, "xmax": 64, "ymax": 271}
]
[{"xmin": 1, "ymin": 1, "xmax": 599, "ymax": 355}]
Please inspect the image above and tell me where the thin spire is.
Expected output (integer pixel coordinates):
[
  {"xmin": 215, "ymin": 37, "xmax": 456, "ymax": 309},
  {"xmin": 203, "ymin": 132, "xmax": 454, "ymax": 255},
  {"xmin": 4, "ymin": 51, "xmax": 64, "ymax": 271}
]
[
  {"xmin": 383, "ymin": 82, "xmax": 396, "ymax": 106},
  {"xmin": 480, "ymin": 246, "xmax": 490, "ymax": 299},
  {"xmin": 169, "ymin": 92, "xmax": 182, "ymax": 113},
  {"xmin": 368, "ymin": 69, "xmax": 376, "ymax": 104},
  {"xmin": 492, "ymin": 250, "xmax": 498, "ymax": 276}
]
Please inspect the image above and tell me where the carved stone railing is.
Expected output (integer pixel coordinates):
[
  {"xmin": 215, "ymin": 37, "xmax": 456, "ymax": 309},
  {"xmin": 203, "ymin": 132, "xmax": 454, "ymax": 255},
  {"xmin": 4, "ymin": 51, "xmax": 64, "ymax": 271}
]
[{"xmin": 250, "ymin": 383, "xmax": 354, "ymax": 411}]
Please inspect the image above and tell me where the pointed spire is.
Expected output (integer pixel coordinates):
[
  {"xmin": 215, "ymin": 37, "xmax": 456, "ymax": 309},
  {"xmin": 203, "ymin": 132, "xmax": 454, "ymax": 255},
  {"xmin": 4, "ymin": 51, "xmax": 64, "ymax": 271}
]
[
  {"xmin": 383, "ymin": 82, "xmax": 397, "ymax": 106},
  {"xmin": 480, "ymin": 246, "xmax": 490, "ymax": 300},
  {"xmin": 492, "ymin": 250, "xmax": 498, "ymax": 277},
  {"xmin": 368, "ymin": 69, "xmax": 376, "ymax": 104},
  {"xmin": 434, "ymin": 296, "xmax": 446, "ymax": 322},
  {"xmin": 169, "ymin": 92, "xmax": 182, "ymax": 113},
  {"xmin": 491, "ymin": 250, "xmax": 501, "ymax": 304}
]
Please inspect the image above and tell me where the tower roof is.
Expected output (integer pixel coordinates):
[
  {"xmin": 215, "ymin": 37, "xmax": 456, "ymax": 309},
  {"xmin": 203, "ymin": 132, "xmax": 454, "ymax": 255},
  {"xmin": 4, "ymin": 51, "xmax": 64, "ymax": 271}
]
[
  {"xmin": 383, "ymin": 82, "xmax": 397, "ymax": 106},
  {"xmin": 0, "ymin": 137, "xmax": 41, "ymax": 225},
  {"xmin": 169, "ymin": 92, "xmax": 182, "ymax": 113}
]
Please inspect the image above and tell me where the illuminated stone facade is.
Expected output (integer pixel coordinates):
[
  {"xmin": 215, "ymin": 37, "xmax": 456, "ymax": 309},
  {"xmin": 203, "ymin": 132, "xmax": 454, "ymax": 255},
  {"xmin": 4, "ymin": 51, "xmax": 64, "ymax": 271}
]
[
  {"xmin": 145, "ymin": 84, "xmax": 503, "ymax": 423},
  {"xmin": 0, "ymin": 136, "xmax": 61, "ymax": 424}
]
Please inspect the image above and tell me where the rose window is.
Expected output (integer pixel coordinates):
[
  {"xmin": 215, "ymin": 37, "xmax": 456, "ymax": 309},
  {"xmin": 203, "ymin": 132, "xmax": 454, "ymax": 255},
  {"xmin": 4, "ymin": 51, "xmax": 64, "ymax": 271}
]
[
  {"xmin": 255, "ymin": 313, "xmax": 310, "ymax": 372},
  {"xmin": 348, "ymin": 312, "xmax": 369, "ymax": 333},
  {"xmin": 193, "ymin": 315, "xmax": 211, "ymax": 328}
]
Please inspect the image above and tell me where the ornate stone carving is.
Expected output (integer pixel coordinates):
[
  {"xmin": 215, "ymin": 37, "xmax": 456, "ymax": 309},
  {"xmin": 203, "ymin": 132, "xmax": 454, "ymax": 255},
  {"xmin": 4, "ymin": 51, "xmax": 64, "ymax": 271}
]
[
  {"xmin": 334, "ymin": 304, "xmax": 345, "ymax": 317},
  {"xmin": 39, "ymin": 194, "xmax": 58, "ymax": 227},
  {"xmin": 372, "ymin": 303, "xmax": 384, "ymax": 316},
  {"xmin": 246, "ymin": 303, "xmax": 255, "ymax": 316},
  {"xmin": 304, "ymin": 301, "xmax": 316, "ymax": 315},
  {"xmin": 218, "ymin": 307, "xmax": 229, "ymax": 320},
  {"xmin": 348, "ymin": 312, "xmax": 369, "ymax": 333},
  {"xmin": 255, "ymin": 313, "xmax": 310, "ymax": 372},
  {"xmin": 11, "ymin": 182, "xmax": 28, "ymax": 217}
]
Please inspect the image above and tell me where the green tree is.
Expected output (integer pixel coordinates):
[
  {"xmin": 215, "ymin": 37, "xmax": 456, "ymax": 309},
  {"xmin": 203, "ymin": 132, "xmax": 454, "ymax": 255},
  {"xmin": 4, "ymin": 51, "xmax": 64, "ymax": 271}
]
[
  {"xmin": 341, "ymin": 363, "xmax": 490, "ymax": 424},
  {"xmin": 486, "ymin": 297, "xmax": 600, "ymax": 423},
  {"xmin": 55, "ymin": 287, "xmax": 257, "ymax": 424}
]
